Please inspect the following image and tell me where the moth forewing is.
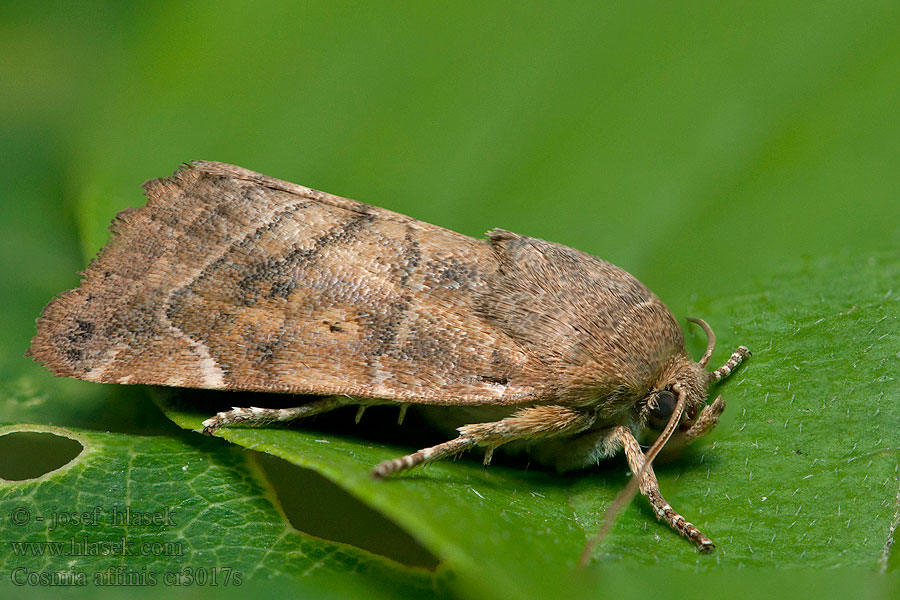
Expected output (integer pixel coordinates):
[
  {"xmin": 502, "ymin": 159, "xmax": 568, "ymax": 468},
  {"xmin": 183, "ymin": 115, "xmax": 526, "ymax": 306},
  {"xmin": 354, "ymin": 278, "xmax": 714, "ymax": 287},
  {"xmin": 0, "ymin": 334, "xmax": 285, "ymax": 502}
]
[{"xmin": 29, "ymin": 161, "xmax": 750, "ymax": 557}]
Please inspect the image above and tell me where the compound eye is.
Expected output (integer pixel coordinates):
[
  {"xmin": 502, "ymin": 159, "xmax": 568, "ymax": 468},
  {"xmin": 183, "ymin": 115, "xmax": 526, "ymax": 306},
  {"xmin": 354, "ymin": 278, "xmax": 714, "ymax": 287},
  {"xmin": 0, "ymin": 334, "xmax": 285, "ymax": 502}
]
[{"xmin": 648, "ymin": 390, "xmax": 676, "ymax": 430}]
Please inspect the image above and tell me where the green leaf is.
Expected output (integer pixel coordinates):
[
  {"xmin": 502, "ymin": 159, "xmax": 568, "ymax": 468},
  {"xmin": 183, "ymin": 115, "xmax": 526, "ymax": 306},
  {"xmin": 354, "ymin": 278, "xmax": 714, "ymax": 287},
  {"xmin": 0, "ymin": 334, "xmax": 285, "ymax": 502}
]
[
  {"xmin": 159, "ymin": 249, "xmax": 900, "ymax": 597},
  {"xmin": 164, "ymin": 402, "xmax": 587, "ymax": 598},
  {"xmin": 4, "ymin": 2, "xmax": 900, "ymax": 598},
  {"xmin": 0, "ymin": 422, "xmax": 445, "ymax": 597}
]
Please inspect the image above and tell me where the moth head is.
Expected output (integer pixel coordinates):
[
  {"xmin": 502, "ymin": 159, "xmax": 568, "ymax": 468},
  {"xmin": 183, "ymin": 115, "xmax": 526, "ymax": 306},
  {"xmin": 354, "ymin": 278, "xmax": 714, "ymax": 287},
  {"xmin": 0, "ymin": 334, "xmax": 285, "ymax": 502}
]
[{"xmin": 640, "ymin": 317, "xmax": 737, "ymax": 451}]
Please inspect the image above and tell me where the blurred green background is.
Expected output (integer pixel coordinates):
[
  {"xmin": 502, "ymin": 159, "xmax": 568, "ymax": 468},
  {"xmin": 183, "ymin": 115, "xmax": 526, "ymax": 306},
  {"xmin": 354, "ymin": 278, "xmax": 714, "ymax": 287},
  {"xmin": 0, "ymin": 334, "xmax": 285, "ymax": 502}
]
[{"xmin": 2, "ymin": 1, "xmax": 900, "ymax": 598}]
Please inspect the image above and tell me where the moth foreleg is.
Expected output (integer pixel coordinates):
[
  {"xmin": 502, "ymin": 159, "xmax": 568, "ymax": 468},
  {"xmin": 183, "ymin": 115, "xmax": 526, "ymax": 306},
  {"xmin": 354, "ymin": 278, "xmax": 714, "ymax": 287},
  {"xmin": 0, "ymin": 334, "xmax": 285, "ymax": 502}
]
[
  {"xmin": 680, "ymin": 395, "xmax": 725, "ymax": 444},
  {"xmin": 201, "ymin": 395, "xmax": 355, "ymax": 435},
  {"xmin": 371, "ymin": 405, "xmax": 595, "ymax": 478},
  {"xmin": 710, "ymin": 345, "xmax": 751, "ymax": 383},
  {"xmin": 617, "ymin": 426, "xmax": 714, "ymax": 552}
]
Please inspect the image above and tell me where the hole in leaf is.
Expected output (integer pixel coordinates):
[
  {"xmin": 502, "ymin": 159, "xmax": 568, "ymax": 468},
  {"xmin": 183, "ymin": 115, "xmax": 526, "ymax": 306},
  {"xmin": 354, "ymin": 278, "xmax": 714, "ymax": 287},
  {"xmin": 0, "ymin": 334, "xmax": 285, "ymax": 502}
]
[
  {"xmin": 0, "ymin": 432, "xmax": 83, "ymax": 480},
  {"xmin": 254, "ymin": 452, "xmax": 440, "ymax": 569}
]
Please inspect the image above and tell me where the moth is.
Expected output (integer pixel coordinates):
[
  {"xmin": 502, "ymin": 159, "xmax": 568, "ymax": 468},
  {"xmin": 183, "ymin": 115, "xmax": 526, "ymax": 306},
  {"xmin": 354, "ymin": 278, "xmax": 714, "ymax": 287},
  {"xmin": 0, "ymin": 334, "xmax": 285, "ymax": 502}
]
[{"xmin": 29, "ymin": 161, "xmax": 749, "ymax": 553}]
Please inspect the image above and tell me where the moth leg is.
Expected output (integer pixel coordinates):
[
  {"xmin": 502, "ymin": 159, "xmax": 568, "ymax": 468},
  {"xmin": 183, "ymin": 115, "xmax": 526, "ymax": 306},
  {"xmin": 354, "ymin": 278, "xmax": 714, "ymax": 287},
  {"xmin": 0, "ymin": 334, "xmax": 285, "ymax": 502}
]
[
  {"xmin": 372, "ymin": 405, "xmax": 595, "ymax": 478},
  {"xmin": 680, "ymin": 396, "xmax": 725, "ymax": 444},
  {"xmin": 353, "ymin": 401, "xmax": 394, "ymax": 424},
  {"xmin": 710, "ymin": 345, "xmax": 751, "ymax": 383},
  {"xmin": 202, "ymin": 395, "xmax": 356, "ymax": 435},
  {"xmin": 617, "ymin": 426, "xmax": 714, "ymax": 552}
]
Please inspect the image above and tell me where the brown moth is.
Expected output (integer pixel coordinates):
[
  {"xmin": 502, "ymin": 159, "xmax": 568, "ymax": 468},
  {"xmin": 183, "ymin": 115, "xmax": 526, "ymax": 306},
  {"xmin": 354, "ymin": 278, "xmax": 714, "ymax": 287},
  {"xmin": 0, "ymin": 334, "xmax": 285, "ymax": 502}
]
[{"xmin": 28, "ymin": 161, "xmax": 749, "ymax": 554}]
